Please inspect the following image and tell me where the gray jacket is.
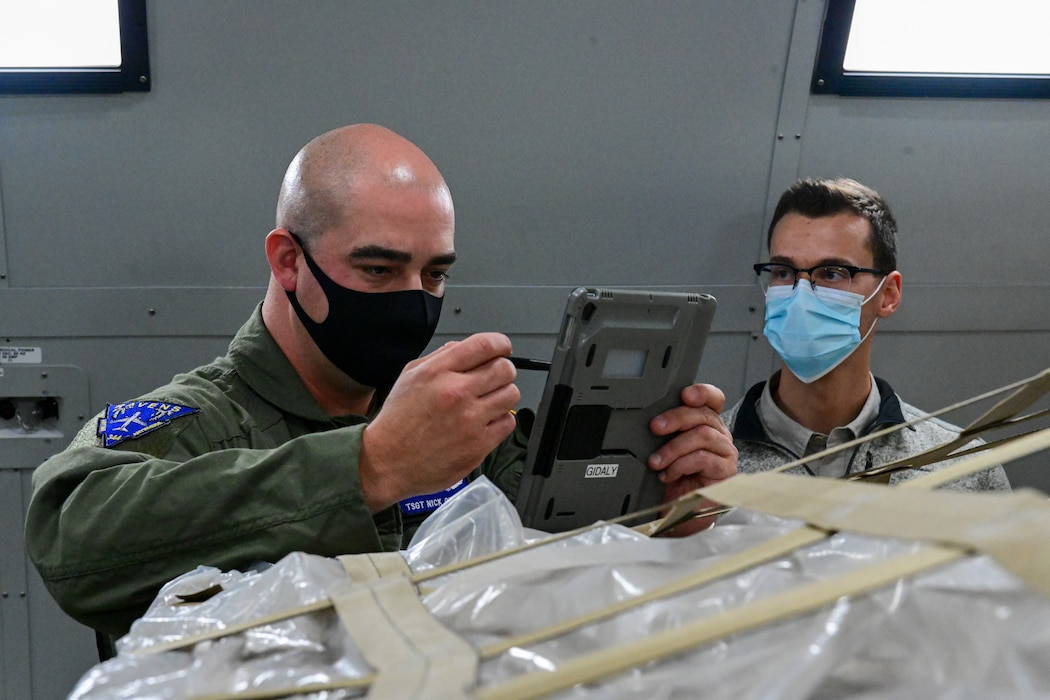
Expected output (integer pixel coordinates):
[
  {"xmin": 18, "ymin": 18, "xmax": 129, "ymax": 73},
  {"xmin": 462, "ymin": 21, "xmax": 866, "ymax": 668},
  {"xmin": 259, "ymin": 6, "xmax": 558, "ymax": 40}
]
[{"xmin": 722, "ymin": 377, "xmax": 1011, "ymax": 491}]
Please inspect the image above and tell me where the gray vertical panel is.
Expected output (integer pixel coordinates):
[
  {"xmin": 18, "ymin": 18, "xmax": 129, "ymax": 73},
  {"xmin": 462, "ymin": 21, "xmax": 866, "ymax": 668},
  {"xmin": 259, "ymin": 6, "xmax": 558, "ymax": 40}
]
[
  {"xmin": 0, "ymin": 167, "xmax": 8, "ymax": 288},
  {"xmin": 0, "ymin": 471, "xmax": 31, "ymax": 700},
  {"xmin": 742, "ymin": 0, "xmax": 829, "ymax": 395},
  {"xmin": 23, "ymin": 471, "xmax": 98, "ymax": 699},
  {"xmin": 0, "ymin": 365, "xmax": 97, "ymax": 698},
  {"xmin": 799, "ymin": 98, "xmax": 1050, "ymax": 286}
]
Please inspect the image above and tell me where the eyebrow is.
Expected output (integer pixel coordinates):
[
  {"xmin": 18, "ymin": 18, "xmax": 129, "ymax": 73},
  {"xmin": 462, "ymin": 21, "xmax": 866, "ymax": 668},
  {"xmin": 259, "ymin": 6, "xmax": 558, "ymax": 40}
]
[
  {"xmin": 769, "ymin": 254, "xmax": 859, "ymax": 267},
  {"xmin": 349, "ymin": 244, "xmax": 457, "ymax": 267}
]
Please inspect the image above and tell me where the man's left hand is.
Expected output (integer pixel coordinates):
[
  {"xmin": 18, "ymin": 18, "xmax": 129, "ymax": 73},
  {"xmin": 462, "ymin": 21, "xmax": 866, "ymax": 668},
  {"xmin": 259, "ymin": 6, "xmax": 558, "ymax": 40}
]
[{"xmin": 647, "ymin": 383, "xmax": 737, "ymax": 536}]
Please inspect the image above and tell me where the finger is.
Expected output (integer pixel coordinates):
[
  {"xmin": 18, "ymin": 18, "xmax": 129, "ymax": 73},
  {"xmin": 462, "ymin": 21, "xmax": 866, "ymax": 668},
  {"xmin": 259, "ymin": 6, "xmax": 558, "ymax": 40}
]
[
  {"xmin": 680, "ymin": 383, "xmax": 726, "ymax": 413},
  {"xmin": 663, "ymin": 425, "xmax": 737, "ymax": 467},
  {"xmin": 484, "ymin": 404, "xmax": 518, "ymax": 435},
  {"xmin": 431, "ymin": 332, "xmax": 513, "ymax": 373},
  {"xmin": 466, "ymin": 395, "xmax": 518, "ymax": 453},
  {"xmin": 461, "ymin": 353, "xmax": 518, "ymax": 399},
  {"xmin": 475, "ymin": 381, "xmax": 521, "ymax": 422},
  {"xmin": 659, "ymin": 449, "xmax": 737, "ymax": 485},
  {"xmin": 401, "ymin": 339, "xmax": 459, "ymax": 375},
  {"xmin": 650, "ymin": 404, "xmax": 730, "ymax": 438},
  {"xmin": 649, "ymin": 425, "xmax": 737, "ymax": 476}
]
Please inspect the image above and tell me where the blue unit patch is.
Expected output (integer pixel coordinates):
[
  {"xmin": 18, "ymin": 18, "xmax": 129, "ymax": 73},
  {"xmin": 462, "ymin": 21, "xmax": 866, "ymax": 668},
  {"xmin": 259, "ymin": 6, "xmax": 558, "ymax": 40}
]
[
  {"xmin": 97, "ymin": 401, "xmax": 199, "ymax": 447},
  {"xmin": 399, "ymin": 478, "xmax": 469, "ymax": 516}
]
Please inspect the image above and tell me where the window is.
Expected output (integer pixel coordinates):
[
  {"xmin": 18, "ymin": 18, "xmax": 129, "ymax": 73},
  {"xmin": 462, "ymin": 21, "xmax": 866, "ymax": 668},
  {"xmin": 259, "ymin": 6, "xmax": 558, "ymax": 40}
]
[
  {"xmin": 0, "ymin": 0, "xmax": 150, "ymax": 94},
  {"xmin": 812, "ymin": 0, "xmax": 1050, "ymax": 98}
]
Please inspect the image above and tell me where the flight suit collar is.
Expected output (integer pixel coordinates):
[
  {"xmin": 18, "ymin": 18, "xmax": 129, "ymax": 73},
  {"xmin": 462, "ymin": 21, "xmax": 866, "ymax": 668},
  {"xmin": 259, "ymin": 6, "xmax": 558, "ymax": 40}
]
[{"xmin": 227, "ymin": 303, "xmax": 348, "ymax": 423}]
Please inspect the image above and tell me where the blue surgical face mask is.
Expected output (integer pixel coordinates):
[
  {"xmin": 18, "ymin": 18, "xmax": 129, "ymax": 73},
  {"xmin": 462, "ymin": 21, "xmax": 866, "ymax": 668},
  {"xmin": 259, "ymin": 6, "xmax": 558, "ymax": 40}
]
[{"xmin": 762, "ymin": 277, "xmax": 885, "ymax": 383}]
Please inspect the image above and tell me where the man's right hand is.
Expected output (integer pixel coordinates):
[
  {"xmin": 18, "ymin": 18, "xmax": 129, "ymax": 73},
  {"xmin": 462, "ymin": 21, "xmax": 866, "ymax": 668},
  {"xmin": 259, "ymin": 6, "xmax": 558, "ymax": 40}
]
[{"xmin": 359, "ymin": 332, "xmax": 520, "ymax": 512}]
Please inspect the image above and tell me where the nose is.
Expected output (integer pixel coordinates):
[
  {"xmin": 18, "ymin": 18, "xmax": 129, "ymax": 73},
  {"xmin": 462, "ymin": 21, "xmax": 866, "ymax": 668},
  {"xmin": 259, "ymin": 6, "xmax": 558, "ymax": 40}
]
[
  {"xmin": 405, "ymin": 273, "xmax": 424, "ymax": 291},
  {"xmin": 794, "ymin": 270, "xmax": 816, "ymax": 289}
]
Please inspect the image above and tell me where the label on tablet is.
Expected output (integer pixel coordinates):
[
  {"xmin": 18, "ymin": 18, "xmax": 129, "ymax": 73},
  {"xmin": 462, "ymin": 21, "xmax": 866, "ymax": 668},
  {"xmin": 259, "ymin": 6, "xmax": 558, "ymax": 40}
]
[{"xmin": 585, "ymin": 464, "xmax": 619, "ymax": 478}]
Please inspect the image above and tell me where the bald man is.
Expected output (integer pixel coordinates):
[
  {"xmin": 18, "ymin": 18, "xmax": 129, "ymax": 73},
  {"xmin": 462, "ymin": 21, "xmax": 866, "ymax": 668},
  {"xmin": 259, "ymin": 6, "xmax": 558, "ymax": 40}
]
[{"xmin": 26, "ymin": 125, "xmax": 737, "ymax": 646}]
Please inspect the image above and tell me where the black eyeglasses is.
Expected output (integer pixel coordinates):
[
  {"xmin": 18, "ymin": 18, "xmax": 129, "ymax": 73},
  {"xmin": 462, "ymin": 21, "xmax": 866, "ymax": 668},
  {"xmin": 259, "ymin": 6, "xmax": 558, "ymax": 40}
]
[{"xmin": 753, "ymin": 262, "xmax": 885, "ymax": 293}]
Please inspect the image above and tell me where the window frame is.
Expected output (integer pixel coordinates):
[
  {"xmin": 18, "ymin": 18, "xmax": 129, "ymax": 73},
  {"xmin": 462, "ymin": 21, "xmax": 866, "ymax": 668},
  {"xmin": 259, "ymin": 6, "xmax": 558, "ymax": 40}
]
[
  {"xmin": 0, "ymin": 0, "xmax": 150, "ymax": 95},
  {"xmin": 811, "ymin": 0, "xmax": 1050, "ymax": 99}
]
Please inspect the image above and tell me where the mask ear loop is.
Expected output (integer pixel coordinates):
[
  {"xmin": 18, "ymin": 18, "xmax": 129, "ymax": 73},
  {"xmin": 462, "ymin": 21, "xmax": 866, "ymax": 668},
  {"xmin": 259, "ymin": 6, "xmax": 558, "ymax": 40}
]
[
  {"xmin": 860, "ymin": 274, "xmax": 888, "ymax": 305},
  {"xmin": 857, "ymin": 275, "xmax": 890, "ymax": 341}
]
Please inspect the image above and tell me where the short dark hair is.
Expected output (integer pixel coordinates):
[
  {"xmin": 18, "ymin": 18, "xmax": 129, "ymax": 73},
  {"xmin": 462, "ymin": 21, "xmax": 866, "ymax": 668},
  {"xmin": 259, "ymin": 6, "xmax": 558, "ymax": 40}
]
[{"xmin": 767, "ymin": 177, "xmax": 898, "ymax": 272}]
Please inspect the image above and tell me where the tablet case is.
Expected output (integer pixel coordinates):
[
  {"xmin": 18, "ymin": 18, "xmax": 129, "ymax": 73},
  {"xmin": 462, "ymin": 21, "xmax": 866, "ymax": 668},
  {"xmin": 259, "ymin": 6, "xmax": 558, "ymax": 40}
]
[{"xmin": 515, "ymin": 287, "xmax": 717, "ymax": 532}]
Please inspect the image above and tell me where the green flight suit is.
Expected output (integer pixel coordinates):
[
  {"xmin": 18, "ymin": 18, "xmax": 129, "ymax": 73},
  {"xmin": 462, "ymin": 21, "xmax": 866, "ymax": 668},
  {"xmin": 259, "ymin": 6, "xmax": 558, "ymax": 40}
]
[{"xmin": 24, "ymin": 304, "xmax": 527, "ymax": 637}]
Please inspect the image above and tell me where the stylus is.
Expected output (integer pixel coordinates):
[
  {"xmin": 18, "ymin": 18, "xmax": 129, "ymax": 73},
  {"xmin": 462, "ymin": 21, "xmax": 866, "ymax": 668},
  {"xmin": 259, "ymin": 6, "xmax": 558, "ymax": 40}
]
[{"xmin": 508, "ymin": 356, "xmax": 552, "ymax": 372}]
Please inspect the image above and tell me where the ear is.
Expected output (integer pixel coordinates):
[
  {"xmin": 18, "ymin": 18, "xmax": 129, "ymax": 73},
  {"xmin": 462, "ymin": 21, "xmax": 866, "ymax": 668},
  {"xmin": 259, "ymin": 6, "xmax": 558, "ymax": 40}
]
[
  {"xmin": 265, "ymin": 229, "xmax": 300, "ymax": 292},
  {"xmin": 876, "ymin": 270, "xmax": 902, "ymax": 318}
]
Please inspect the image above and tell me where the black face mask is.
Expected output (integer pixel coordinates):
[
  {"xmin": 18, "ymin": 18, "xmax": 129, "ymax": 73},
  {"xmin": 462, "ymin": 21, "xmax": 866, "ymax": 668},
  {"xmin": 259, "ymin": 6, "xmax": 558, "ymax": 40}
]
[{"xmin": 286, "ymin": 235, "xmax": 442, "ymax": 389}]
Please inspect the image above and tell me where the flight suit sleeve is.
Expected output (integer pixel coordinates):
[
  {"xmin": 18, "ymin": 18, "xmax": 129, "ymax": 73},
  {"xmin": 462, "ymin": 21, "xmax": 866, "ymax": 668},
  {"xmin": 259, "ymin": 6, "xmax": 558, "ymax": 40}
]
[
  {"xmin": 476, "ymin": 407, "xmax": 533, "ymax": 501},
  {"xmin": 25, "ymin": 411, "xmax": 397, "ymax": 637}
]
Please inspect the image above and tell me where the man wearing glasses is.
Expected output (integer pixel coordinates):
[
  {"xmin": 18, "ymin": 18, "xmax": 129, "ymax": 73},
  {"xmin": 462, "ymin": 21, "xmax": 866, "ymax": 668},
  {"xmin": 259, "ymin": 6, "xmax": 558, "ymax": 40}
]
[{"xmin": 722, "ymin": 177, "xmax": 1009, "ymax": 490}]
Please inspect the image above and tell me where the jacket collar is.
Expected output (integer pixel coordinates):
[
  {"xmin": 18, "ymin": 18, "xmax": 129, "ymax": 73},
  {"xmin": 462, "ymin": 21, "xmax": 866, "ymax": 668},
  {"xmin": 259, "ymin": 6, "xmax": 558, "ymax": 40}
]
[
  {"xmin": 732, "ymin": 374, "xmax": 905, "ymax": 443},
  {"xmin": 228, "ymin": 303, "xmax": 351, "ymax": 423}
]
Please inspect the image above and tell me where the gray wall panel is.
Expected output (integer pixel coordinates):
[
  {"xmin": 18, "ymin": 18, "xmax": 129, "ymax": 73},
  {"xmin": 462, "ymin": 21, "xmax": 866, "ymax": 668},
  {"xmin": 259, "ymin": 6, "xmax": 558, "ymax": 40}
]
[
  {"xmin": 0, "ymin": 0, "xmax": 795, "ymax": 291},
  {"xmin": 798, "ymin": 98, "xmax": 1050, "ymax": 286},
  {"xmin": 22, "ymin": 473, "xmax": 98, "ymax": 700}
]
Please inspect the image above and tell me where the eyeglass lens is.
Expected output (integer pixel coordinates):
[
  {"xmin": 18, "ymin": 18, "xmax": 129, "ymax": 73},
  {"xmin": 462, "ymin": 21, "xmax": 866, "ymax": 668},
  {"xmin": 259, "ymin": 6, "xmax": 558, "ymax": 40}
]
[{"xmin": 759, "ymin": 264, "xmax": 855, "ymax": 292}]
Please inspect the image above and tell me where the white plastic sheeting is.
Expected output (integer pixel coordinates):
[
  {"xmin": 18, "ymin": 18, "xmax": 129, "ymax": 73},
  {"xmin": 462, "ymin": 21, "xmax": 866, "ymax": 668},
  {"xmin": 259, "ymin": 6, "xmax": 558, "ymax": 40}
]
[
  {"xmin": 71, "ymin": 553, "xmax": 371, "ymax": 699},
  {"xmin": 69, "ymin": 477, "xmax": 1050, "ymax": 699}
]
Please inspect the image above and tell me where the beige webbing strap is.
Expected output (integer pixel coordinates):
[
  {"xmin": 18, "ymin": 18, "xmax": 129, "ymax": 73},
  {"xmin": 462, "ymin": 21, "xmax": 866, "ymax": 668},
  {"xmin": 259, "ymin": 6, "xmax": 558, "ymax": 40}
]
[
  {"xmin": 493, "ymin": 423, "xmax": 1050, "ymax": 659},
  {"xmin": 701, "ymin": 469, "xmax": 1050, "ymax": 597},
  {"xmin": 142, "ymin": 554, "xmax": 413, "ymax": 655},
  {"xmin": 648, "ymin": 417, "xmax": 1050, "ymax": 536},
  {"xmin": 476, "ymin": 544, "xmax": 963, "ymax": 700},
  {"xmin": 140, "ymin": 597, "xmax": 334, "ymax": 655},
  {"xmin": 895, "ymin": 425, "xmax": 1050, "ymax": 491},
  {"xmin": 632, "ymin": 491, "xmax": 710, "ymax": 536},
  {"xmin": 192, "ymin": 676, "xmax": 373, "ymax": 700},
  {"xmin": 424, "ymin": 369, "xmax": 1050, "ymax": 574},
  {"xmin": 959, "ymin": 367, "xmax": 1050, "ymax": 437},
  {"xmin": 339, "ymin": 551, "xmax": 413, "ymax": 582},
  {"xmin": 141, "ymin": 555, "xmax": 409, "ymax": 655},
  {"xmin": 330, "ymin": 575, "xmax": 479, "ymax": 700},
  {"xmin": 768, "ymin": 367, "xmax": 1050, "ymax": 477},
  {"xmin": 849, "ymin": 432, "xmax": 1004, "ymax": 482},
  {"xmin": 478, "ymin": 525, "xmax": 827, "ymax": 659},
  {"xmin": 849, "ymin": 416, "xmax": 1050, "ymax": 483},
  {"xmin": 478, "ymin": 413, "xmax": 1050, "ymax": 696}
]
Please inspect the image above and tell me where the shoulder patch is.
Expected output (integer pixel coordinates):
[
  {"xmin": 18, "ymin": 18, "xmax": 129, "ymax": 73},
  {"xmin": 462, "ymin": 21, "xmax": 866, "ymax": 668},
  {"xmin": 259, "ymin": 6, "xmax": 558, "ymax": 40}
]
[{"xmin": 96, "ymin": 401, "xmax": 200, "ymax": 448}]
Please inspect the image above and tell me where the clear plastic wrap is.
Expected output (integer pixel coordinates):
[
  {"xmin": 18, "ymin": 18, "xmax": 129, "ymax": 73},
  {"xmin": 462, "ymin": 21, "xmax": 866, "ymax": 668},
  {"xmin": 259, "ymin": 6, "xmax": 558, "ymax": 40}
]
[
  {"xmin": 72, "ymin": 552, "xmax": 373, "ymax": 699},
  {"xmin": 403, "ymin": 475, "xmax": 539, "ymax": 571},
  {"xmin": 69, "ymin": 477, "xmax": 1050, "ymax": 699},
  {"xmin": 117, "ymin": 551, "xmax": 348, "ymax": 655}
]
